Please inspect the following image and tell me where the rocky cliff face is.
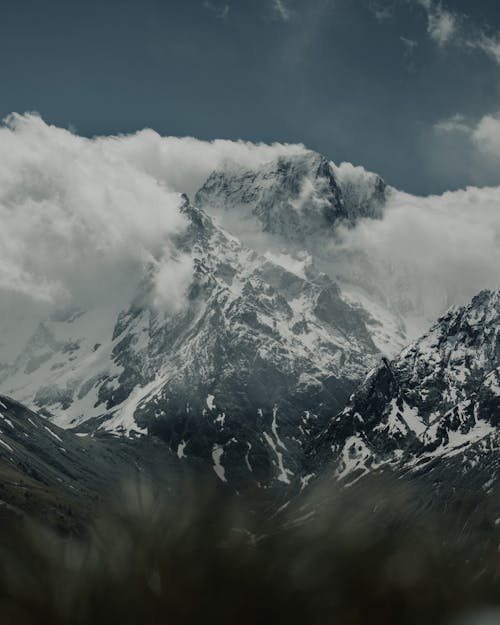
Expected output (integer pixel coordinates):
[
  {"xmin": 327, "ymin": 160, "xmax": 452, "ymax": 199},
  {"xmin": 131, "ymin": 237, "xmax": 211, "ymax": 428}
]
[{"xmin": 309, "ymin": 289, "xmax": 500, "ymax": 490}]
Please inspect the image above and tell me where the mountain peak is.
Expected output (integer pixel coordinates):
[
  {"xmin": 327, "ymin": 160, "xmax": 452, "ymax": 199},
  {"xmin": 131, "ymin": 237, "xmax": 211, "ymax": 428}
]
[
  {"xmin": 194, "ymin": 150, "xmax": 387, "ymax": 249},
  {"xmin": 309, "ymin": 288, "xmax": 500, "ymax": 485}
]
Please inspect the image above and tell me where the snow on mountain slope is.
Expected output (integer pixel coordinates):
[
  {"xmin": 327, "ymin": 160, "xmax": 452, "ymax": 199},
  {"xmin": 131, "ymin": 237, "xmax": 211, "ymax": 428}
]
[
  {"xmin": 0, "ymin": 196, "xmax": 384, "ymax": 488},
  {"xmin": 0, "ymin": 393, "xmax": 186, "ymax": 516},
  {"xmin": 1, "ymin": 118, "xmax": 499, "ymax": 498},
  {"xmin": 193, "ymin": 150, "xmax": 410, "ymax": 354},
  {"xmin": 194, "ymin": 150, "xmax": 386, "ymax": 249},
  {"xmin": 0, "ymin": 305, "xmax": 126, "ymax": 427},
  {"xmin": 99, "ymin": 200, "xmax": 383, "ymax": 488},
  {"xmin": 308, "ymin": 289, "xmax": 500, "ymax": 485}
]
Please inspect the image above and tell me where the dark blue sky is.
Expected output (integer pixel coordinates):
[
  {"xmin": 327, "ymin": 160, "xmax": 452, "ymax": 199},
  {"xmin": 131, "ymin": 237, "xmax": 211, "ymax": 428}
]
[{"xmin": 2, "ymin": 0, "xmax": 500, "ymax": 194}]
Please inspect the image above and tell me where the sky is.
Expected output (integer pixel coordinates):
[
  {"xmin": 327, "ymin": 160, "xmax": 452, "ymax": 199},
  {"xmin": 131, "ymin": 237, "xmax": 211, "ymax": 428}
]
[
  {"xmin": 1, "ymin": 0, "xmax": 500, "ymax": 194},
  {"xmin": 1, "ymin": 0, "xmax": 500, "ymax": 360}
]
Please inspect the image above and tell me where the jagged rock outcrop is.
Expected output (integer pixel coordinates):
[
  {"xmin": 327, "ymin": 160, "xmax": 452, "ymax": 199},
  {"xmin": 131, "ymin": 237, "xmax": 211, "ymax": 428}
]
[{"xmin": 308, "ymin": 289, "xmax": 500, "ymax": 487}]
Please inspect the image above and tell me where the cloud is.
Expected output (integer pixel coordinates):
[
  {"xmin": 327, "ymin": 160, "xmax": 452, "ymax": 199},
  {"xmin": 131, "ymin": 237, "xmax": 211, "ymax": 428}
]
[
  {"xmin": 400, "ymin": 36, "xmax": 418, "ymax": 51},
  {"xmin": 272, "ymin": 0, "xmax": 293, "ymax": 22},
  {"xmin": 416, "ymin": 0, "xmax": 457, "ymax": 46},
  {"xmin": 426, "ymin": 7, "xmax": 456, "ymax": 45},
  {"xmin": 109, "ymin": 131, "xmax": 307, "ymax": 199},
  {"xmin": 202, "ymin": 1, "xmax": 230, "ymax": 20},
  {"xmin": 429, "ymin": 110, "xmax": 500, "ymax": 192},
  {"xmin": 0, "ymin": 114, "xmax": 308, "ymax": 321},
  {"xmin": 335, "ymin": 184, "xmax": 500, "ymax": 331},
  {"xmin": 153, "ymin": 254, "xmax": 195, "ymax": 313},
  {"xmin": 474, "ymin": 35, "xmax": 500, "ymax": 66},
  {"xmin": 413, "ymin": 0, "xmax": 500, "ymax": 66},
  {"xmin": 400, "ymin": 36, "xmax": 418, "ymax": 70},
  {"xmin": 435, "ymin": 110, "xmax": 500, "ymax": 162},
  {"xmin": 471, "ymin": 113, "xmax": 500, "ymax": 157},
  {"xmin": 434, "ymin": 113, "xmax": 470, "ymax": 134},
  {"xmin": 0, "ymin": 114, "xmax": 190, "ymax": 318},
  {"xmin": 369, "ymin": 2, "xmax": 394, "ymax": 23}
]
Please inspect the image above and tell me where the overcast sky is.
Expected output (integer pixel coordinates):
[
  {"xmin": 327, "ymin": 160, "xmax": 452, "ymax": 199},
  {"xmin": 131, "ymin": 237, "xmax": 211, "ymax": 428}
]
[{"xmin": 2, "ymin": 0, "xmax": 500, "ymax": 194}]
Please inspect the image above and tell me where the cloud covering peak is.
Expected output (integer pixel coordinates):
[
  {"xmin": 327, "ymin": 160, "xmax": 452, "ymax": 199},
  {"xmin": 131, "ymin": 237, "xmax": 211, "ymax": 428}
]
[
  {"xmin": 0, "ymin": 114, "xmax": 307, "ymax": 317},
  {"xmin": 0, "ymin": 113, "xmax": 192, "ymax": 312},
  {"xmin": 2, "ymin": 112, "xmax": 500, "ymax": 352}
]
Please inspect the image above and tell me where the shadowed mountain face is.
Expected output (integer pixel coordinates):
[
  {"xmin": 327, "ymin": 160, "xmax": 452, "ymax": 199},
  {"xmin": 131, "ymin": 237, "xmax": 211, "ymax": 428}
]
[{"xmin": 0, "ymin": 394, "xmax": 194, "ymax": 530}]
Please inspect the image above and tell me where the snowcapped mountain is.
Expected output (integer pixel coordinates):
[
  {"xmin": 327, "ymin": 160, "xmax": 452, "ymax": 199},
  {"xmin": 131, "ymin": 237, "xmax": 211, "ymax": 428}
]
[
  {"xmin": 194, "ymin": 150, "xmax": 408, "ymax": 356},
  {"xmin": 194, "ymin": 150, "xmax": 387, "ymax": 249},
  {"xmin": 1, "ymin": 146, "xmax": 497, "ymax": 495},
  {"xmin": 0, "ymin": 181, "xmax": 389, "ymax": 489},
  {"xmin": 308, "ymin": 289, "xmax": 500, "ymax": 489}
]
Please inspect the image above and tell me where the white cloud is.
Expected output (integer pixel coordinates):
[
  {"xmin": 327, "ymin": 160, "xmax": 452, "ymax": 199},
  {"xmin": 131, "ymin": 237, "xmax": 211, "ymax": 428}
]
[
  {"xmin": 111, "ymin": 131, "xmax": 306, "ymax": 200},
  {"xmin": 272, "ymin": 0, "xmax": 293, "ymax": 22},
  {"xmin": 369, "ymin": 2, "xmax": 394, "ymax": 23},
  {"xmin": 400, "ymin": 35, "xmax": 418, "ymax": 63},
  {"xmin": 153, "ymin": 255, "xmax": 195, "ymax": 313},
  {"xmin": 335, "ymin": 184, "xmax": 500, "ymax": 330},
  {"xmin": 0, "ymin": 113, "xmax": 308, "ymax": 322},
  {"xmin": 474, "ymin": 35, "xmax": 500, "ymax": 66},
  {"xmin": 398, "ymin": 36, "xmax": 418, "ymax": 71},
  {"xmin": 413, "ymin": 0, "xmax": 500, "ymax": 66},
  {"xmin": 0, "ymin": 114, "xmax": 194, "ymax": 315},
  {"xmin": 434, "ymin": 113, "xmax": 470, "ymax": 134},
  {"xmin": 203, "ymin": 1, "xmax": 230, "ymax": 20},
  {"xmin": 472, "ymin": 113, "xmax": 500, "ymax": 156},
  {"xmin": 435, "ymin": 110, "xmax": 500, "ymax": 159},
  {"xmin": 400, "ymin": 36, "xmax": 418, "ymax": 52},
  {"xmin": 416, "ymin": 0, "xmax": 457, "ymax": 46},
  {"xmin": 431, "ymin": 110, "xmax": 500, "ymax": 195},
  {"xmin": 427, "ymin": 7, "xmax": 456, "ymax": 45}
]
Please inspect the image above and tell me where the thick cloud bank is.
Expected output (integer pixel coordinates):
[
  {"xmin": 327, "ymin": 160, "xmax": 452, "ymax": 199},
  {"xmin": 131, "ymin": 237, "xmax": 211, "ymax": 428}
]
[
  {"xmin": 0, "ymin": 114, "xmax": 303, "ymax": 312},
  {"xmin": 0, "ymin": 114, "xmax": 190, "ymax": 311},
  {"xmin": 336, "ymin": 185, "xmax": 500, "ymax": 331},
  {"xmin": 1, "ymin": 113, "xmax": 499, "ymax": 352},
  {"xmin": 0, "ymin": 114, "xmax": 307, "ymax": 357}
]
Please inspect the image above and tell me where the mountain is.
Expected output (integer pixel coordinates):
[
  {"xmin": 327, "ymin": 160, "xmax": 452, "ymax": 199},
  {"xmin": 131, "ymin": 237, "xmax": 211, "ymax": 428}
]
[
  {"xmin": 3, "ymin": 149, "xmax": 496, "ymax": 496},
  {"xmin": 194, "ymin": 151, "xmax": 386, "ymax": 246},
  {"xmin": 194, "ymin": 150, "xmax": 407, "ymax": 356},
  {"xmin": 0, "ymin": 184, "xmax": 388, "ymax": 489},
  {"xmin": 0, "ymin": 393, "xmax": 190, "ymax": 529},
  {"xmin": 307, "ymin": 289, "xmax": 500, "ymax": 500}
]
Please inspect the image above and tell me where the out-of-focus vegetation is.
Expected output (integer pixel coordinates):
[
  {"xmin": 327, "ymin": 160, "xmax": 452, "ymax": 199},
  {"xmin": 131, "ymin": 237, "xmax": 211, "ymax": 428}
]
[{"xmin": 0, "ymin": 474, "xmax": 499, "ymax": 625}]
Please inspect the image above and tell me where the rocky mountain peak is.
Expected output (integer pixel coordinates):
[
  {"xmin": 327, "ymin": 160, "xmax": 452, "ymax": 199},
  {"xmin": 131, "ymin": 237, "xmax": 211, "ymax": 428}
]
[
  {"xmin": 194, "ymin": 150, "xmax": 386, "ymax": 248},
  {"xmin": 309, "ymin": 289, "xmax": 500, "ymax": 485}
]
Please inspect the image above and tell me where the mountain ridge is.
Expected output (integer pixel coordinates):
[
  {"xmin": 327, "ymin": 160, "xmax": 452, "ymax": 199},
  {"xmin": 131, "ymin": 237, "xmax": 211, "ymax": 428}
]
[{"xmin": 307, "ymin": 288, "xmax": 500, "ymax": 490}]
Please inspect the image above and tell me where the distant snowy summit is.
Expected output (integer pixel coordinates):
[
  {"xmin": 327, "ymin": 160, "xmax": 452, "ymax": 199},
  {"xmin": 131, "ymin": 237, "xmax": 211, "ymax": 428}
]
[{"xmin": 195, "ymin": 151, "xmax": 386, "ymax": 247}]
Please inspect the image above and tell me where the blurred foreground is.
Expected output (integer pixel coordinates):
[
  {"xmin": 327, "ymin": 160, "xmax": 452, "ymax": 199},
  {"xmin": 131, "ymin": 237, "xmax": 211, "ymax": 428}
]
[{"xmin": 0, "ymin": 475, "xmax": 499, "ymax": 625}]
